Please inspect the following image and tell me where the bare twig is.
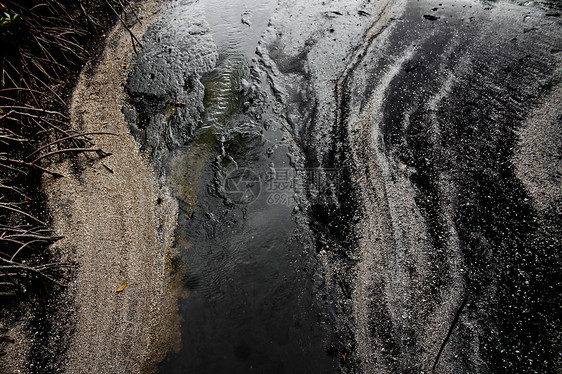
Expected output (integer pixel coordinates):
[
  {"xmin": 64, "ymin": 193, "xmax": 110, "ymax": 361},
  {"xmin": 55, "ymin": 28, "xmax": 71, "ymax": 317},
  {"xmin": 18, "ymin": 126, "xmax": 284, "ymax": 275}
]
[
  {"xmin": 0, "ymin": 158, "xmax": 64, "ymax": 177},
  {"xmin": 101, "ymin": 163, "xmax": 114, "ymax": 173},
  {"xmin": 0, "ymin": 184, "xmax": 30, "ymax": 199},
  {"xmin": 31, "ymin": 148, "xmax": 108, "ymax": 164},
  {"xmin": 0, "ymin": 0, "xmax": 132, "ymax": 295},
  {"xmin": 103, "ymin": 0, "xmax": 143, "ymax": 52},
  {"xmin": 25, "ymin": 132, "xmax": 117, "ymax": 160},
  {"xmin": 433, "ymin": 292, "xmax": 470, "ymax": 373},
  {"xmin": 10, "ymin": 240, "xmax": 46, "ymax": 261},
  {"xmin": 0, "ymin": 203, "xmax": 47, "ymax": 225},
  {"xmin": 0, "ymin": 105, "xmax": 67, "ymax": 118},
  {"xmin": 123, "ymin": 0, "xmax": 142, "ymax": 26}
]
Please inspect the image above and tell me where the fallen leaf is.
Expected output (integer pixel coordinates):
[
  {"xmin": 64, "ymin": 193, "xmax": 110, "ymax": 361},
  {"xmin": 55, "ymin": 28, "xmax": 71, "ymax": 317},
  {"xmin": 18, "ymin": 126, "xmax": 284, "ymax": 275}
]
[
  {"xmin": 538, "ymin": 148, "xmax": 544, "ymax": 154},
  {"xmin": 117, "ymin": 281, "xmax": 127, "ymax": 292}
]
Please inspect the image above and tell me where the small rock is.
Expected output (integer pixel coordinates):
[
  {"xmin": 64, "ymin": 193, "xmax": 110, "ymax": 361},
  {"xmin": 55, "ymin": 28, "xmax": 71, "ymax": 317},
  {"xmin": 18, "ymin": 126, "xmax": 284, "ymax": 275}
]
[{"xmin": 423, "ymin": 14, "xmax": 439, "ymax": 21}]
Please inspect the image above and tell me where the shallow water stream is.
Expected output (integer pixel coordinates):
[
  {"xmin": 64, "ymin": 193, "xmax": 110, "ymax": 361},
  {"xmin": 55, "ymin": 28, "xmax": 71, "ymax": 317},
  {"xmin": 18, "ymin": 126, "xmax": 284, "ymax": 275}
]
[
  {"xmin": 155, "ymin": 0, "xmax": 335, "ymax": 372},
  {"xmin": 124, "ymin": 0, "xmax": 562, "ymax": 372}
]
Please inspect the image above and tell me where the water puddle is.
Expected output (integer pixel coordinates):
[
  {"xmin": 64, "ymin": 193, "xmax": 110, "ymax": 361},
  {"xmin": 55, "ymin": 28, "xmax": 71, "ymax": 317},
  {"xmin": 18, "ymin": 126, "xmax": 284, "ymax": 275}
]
[{"xmin": 158, "ymin": 0, "xmax": 335, "ymax": 372}]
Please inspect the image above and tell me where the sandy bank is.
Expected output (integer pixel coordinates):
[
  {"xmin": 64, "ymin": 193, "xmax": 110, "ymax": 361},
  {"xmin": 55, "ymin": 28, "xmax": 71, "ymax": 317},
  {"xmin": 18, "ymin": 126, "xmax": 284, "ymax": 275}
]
[{"xmin": 41, "ymin": 1, "xmax": 180, "ymax": 372}]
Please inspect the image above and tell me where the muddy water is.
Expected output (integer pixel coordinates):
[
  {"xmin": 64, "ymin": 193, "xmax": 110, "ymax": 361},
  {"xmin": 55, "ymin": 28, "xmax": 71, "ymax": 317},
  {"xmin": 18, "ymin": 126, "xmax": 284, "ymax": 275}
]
[
  {"xmin": 126, "ymin": 0, "xmax": 562, "ymax": 373},
  {"xmin": 150, "ymin": 0, "xmax": 335, "ymax": 373}
]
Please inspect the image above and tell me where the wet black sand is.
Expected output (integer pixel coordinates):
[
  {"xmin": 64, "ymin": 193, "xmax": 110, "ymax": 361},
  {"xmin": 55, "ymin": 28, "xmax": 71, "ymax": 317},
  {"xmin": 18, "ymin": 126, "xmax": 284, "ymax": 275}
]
[{"xmin": 125, "ymin": 0, "xmax": 561, "ymax": 372}]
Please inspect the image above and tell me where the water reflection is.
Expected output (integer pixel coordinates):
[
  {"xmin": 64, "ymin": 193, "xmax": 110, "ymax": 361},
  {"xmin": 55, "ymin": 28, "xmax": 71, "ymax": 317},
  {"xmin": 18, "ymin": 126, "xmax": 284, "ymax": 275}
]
[{"xmin": 159, "ymin": 0, "xmax": 334, "ymax": 372}]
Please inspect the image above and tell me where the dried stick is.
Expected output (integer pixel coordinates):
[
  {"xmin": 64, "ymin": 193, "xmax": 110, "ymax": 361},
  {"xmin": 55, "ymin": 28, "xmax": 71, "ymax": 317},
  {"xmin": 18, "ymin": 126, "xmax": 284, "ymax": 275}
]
[
  {"xmin": 31, "ymin": 148, "xmax": 108, "ymax": 164},
  {"xmin": 0, "ymin": 203, "xmax": 47, "ymax": 225},
  {"xmin": 104, "ymin": 0, "xmax": 143, "ymax": 51},
  {"xmin": 25, "ymin": 132, "xmax": 117, "ymax": 160},
  {"xmin": 432, "ymin": 292, "xmax": 470, "ymax": 373}
]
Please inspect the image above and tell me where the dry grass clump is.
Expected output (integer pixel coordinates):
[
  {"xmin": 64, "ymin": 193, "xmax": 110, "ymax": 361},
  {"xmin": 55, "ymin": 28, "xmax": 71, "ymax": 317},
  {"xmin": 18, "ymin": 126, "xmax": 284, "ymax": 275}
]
[{"xmin": 0, "ymin": 0, "xmax": 140, "ymax": 299}]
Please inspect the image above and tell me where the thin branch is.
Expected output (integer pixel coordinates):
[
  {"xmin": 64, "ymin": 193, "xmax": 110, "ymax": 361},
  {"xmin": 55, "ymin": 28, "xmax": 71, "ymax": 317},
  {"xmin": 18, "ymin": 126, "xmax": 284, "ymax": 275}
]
[
  {"xmin": 104, "ymin": 0, "xmax": 143, "ymax": 51},
  {"xmin": 0, "ymin": 264, "xmax": 66, "ymax": 288},
  {"xmin": 31, "ymin": 148, "xmax": 108, "ymax": 164},
  {"xmin": 0, "ymin": 158, "xmax": 64, "ymax": 177},
  {"xmin": 10, "ymin": 240, "xmax": 45, "ymax": 261},
  {"xmin": 0, "ymin": 238, "xmax": 26, "ymax": 247},
  {"xmin": 0, "ymin": 184, "xmax": 30, "ymax": 199},
  {"xmin": 0, "ymin": 105, "xmax": 67, "ymax": 118},
  {"xmin": 433, "ymin": 292, "xmax": 470, "ymax": 373},
  {"xmin": 26, "ymin": 132, "xmax": 117, "ymax": 160},
  {"xmin": 0, "ymin": 162, "xmax": 27, "ymax": 175},
  {"xmin": 0, "ymin": 203, "xmax": 47, "ymax": 225},
  {"xmin": 122, "ymin": 0, "xmax": 142, "ymax": 26}
]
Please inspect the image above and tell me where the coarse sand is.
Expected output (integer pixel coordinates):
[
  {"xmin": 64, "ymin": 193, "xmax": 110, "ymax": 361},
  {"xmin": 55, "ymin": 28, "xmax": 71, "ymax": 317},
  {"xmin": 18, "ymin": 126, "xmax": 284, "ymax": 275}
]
[{"xmin": 41, "ymin": 1, "xmax": 181, "ymax": 373}]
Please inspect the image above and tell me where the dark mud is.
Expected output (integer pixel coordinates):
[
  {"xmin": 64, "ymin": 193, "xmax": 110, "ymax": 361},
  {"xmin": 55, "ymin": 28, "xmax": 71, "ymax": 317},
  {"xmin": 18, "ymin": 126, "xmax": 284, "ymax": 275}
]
[
  {"xmin": 264, "ymin": 0, "xmax": 561, "ymax": 372},
  {"xmin": 126, "ymin": 0, "xmax": 335, "ymax": 373},
  {"xmin": 126, "ymin": 0, "xmax": 561, "ymax": 373}
]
